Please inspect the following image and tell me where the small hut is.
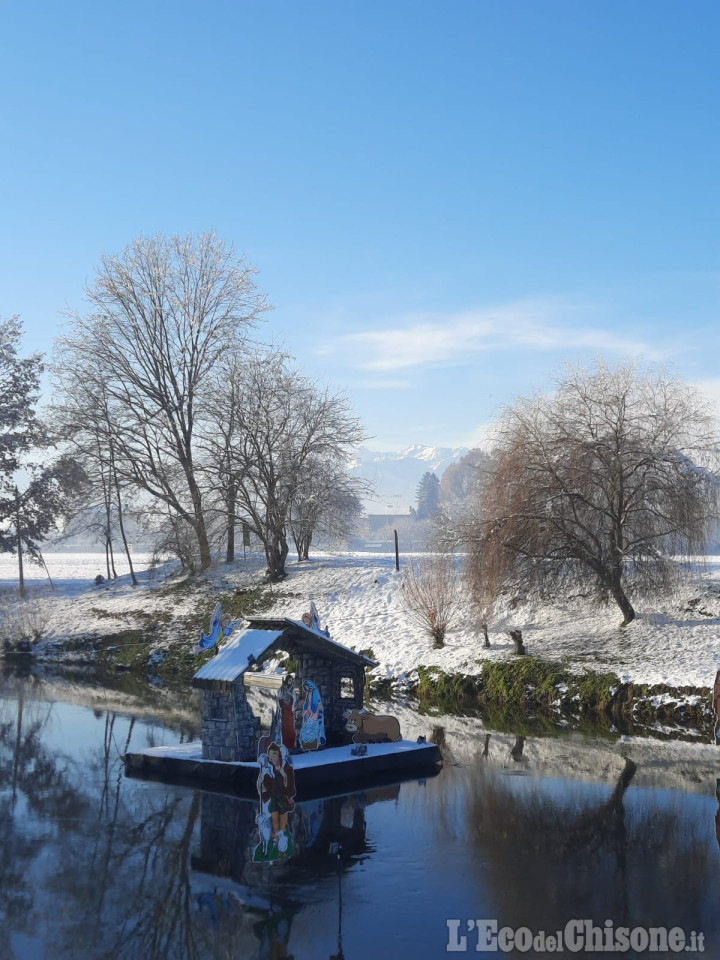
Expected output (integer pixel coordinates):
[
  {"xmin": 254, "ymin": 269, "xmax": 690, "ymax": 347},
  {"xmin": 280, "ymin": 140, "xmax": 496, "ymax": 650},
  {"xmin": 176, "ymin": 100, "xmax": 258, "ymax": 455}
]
[{"xmin": 192, "ymin": 616, "xmax": 376, "ymax": 762}]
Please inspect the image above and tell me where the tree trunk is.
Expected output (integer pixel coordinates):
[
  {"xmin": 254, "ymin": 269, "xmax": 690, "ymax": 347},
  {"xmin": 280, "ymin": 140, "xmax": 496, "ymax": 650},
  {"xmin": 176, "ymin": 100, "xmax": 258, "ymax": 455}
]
[
  {"xmin": 186, "ymin": 474, "xmax": 212, "ymax": 570},
  {"xmin": 481, "ymin": 621, "xmax": 490, "ymax": 648},
  {"xmin": 225, "ymin": 496, "xmax": 235, "ymax": 563},
  {"xmin": 111, "ymin": 467, "xmax": 137, "ymax": 585},
  {"xmin": 195, "ymin": 519, "xmax": 212, "ymax": 570},
  {"xmin": 109, "ymin": 537, "xmax": 118, "ymax": 579},
  {"xmin": 15, "ymin": 488, "xmax": 24, "ymax": 599},
  {"xmin": 608, "ymin": 575, "xmax": 635, "ymax": 626},
  {"xmin": 225, "ymin": 475, "xmax": 237, "ymax": 563},
  {"xmin": 509, "ymin": 629, "xmax": 525, "ymax": 655},
  {"xmin": 265, "ymin": 537, "xmax": 289, "ymax": 581},
  {"xmin": 293, "ymin": 531, "xmax": 311, "ymax": 562}
]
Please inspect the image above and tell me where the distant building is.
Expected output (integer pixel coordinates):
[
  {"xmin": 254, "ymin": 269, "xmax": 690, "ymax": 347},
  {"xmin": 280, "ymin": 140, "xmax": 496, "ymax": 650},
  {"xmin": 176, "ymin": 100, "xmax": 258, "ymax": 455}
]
[{"xmin": 366, "ymin": 510, "xmax": 416, "ymax": 534}]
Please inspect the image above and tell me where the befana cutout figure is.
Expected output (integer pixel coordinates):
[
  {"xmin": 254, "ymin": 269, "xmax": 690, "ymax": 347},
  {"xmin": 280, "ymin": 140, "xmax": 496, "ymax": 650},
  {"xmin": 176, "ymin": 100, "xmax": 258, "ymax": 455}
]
[
  {"xmin": 254, "ymin": 738, "xmax": 296, "ymax": 863},
  {"xmin": 299, "ymin": 680, "xmax": 326, "ymax": 751}
]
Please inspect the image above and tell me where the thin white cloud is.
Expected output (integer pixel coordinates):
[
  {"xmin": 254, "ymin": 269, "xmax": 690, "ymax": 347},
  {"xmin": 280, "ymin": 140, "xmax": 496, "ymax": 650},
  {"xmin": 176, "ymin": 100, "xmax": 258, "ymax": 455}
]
[
  {"xmin": 358, "ymin": 378, "xmax": 412, "ymax": 390},
  {"xmin": 319, "ymin": 299, "xmax": 668, "ymax": 372}
]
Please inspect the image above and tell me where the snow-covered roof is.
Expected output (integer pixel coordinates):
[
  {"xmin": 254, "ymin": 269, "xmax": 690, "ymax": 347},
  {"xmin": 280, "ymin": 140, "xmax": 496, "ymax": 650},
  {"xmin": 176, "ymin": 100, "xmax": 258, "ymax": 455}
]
[
  {"xmin": 192, "ymin": 617, "xmax": 376, "ymax": 689},
  {"xmin": 248, "ymin": 617, "xmax": 377, "ymax": 668},
  {"xmin": 192, "ymin": 628, "xmax": 283, "ymax": 686}
]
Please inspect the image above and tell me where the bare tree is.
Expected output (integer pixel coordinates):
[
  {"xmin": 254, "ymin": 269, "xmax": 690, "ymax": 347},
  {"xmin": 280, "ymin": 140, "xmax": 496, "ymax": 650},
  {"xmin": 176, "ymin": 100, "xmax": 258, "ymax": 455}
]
[
  {"xmin": 288, "ymin": 457, "xmax": 367, "ymax": 561},
  {"xmin": 463, "ymin": 362, "xmax": 720, "ymax": 626},
  {"xmin": 55, "ymin": 233, "xmax": 267, "ymax": 570},
  {"xmin": 49, "ymin": 370, "xmax": 140, "ymax": 582},
  {"xmin": 399, "ymin": 554, "xmax": 461, "ymax": 647},
  {"xmin": 206, "ymin": 351, "xmax": 365, "ymax": 580}
]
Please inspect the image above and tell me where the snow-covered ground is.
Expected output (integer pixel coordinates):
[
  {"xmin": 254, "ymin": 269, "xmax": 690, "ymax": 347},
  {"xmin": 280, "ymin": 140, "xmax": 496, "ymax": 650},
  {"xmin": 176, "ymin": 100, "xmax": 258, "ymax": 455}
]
[{"xmin": 2, "ymin": 551, "xmax": 720, "ymax": 690}]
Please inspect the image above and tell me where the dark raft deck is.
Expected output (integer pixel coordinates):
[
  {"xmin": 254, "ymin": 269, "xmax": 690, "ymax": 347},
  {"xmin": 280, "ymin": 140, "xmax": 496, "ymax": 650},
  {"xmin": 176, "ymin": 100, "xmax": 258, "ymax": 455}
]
[{"xmin": 123, "ymin": 739, "xmax": 442, "ymax": 797}]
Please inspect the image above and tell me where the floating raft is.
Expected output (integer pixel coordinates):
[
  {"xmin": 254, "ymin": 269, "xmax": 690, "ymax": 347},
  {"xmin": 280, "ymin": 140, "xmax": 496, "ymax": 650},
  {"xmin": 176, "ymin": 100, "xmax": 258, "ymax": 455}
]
[{"xmin": 124, "ymin": 739, "xmax": 442, "ymax": 796}]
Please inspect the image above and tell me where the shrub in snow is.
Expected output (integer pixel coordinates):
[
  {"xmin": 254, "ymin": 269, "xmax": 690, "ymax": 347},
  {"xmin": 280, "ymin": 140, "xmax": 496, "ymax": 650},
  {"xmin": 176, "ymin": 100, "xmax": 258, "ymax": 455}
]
[{"xmin": 399, "ymin": 555, "xmax": 460, "ymax": 648}]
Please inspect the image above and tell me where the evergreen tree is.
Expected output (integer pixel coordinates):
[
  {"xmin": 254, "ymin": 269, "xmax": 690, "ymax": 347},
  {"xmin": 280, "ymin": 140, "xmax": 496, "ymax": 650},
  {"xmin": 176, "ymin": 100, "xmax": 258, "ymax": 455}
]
[
  {"xmin": 0, "ymin": 316, "xmax": 45, "ymax": 492},
  {"xmin": 7, "ymin": 464, "xmax": 81, "ymax": 597},
  {"xmin": 415, "ymin": 471, "xmax": 440, "ymax": 519},
  {"xmin": 0, "ymin": 318, "xmax": 82, "ymax": 595}
]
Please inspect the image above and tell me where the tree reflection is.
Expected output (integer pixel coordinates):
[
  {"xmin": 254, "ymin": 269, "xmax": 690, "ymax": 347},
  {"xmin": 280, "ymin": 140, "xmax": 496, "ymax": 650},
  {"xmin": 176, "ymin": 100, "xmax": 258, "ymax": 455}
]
[
  {"xmin": 0, "ymin": 677, "xmax": 92, "ymax": 957},
  {"xmin": 438, "ymin": 748, "xmax": 717, "ymax": 939}
]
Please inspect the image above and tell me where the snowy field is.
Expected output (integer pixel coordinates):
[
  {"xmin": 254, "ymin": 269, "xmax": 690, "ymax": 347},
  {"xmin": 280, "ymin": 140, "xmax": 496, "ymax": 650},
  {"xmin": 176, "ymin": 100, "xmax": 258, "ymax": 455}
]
[
  {"xmin": 0, "ymin": 551, "xmax": 156, "ymax": 594},
  {"xmin": 2, "ymin": 551, "xmax": 720, "ymax": 690}
]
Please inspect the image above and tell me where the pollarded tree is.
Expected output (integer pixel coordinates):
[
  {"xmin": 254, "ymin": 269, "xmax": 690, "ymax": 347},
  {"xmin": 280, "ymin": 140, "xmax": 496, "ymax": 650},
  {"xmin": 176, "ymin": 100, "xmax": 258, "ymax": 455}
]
[
  {"xmin": 55, "ymin": 233, "xmax": 267, "ymax": 570},
  {"xmin": 468, "ymin": 363, "xmax": 720, "ymax": 626}
]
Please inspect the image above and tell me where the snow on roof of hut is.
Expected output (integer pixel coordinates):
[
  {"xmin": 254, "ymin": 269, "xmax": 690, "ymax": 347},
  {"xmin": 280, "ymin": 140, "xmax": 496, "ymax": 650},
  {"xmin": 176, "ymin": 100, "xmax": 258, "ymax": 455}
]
[
  {"xmin": 192, "ymin": 617, "xmax": 377, "ymax": 688},
  {"xmin": 192, "ymin": 628, "xmax": 284, "ymax": 685},
  {"xmin": 248, "ymin": 617, "xmax": 377, "ymax": 668}
]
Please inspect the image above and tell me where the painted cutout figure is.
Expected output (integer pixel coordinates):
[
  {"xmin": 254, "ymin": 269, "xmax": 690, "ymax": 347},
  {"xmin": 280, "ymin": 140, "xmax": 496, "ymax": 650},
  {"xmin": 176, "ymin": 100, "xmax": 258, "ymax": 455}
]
[
  {"xmin": 299, "ymin": 680, "xmax": 326, "ymax": 751},
  {"xmin": 301, "ymin": 601, "xmax": 330, "ymax": 638},
  {"xmin": 277, "ymin": 675, "xmax": 297, "ymax": 750},
  {"xmin": 254, "ymin": 739, "xmax": 296, "ymax": 863},
  {"xmin": 193, "ymin": 602, "xmax": 241, "ymax": 654}
]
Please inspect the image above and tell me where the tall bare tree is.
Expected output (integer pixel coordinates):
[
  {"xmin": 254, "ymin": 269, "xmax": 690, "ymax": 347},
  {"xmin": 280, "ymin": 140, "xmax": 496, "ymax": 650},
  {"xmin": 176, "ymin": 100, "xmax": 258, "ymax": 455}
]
[
  {"xmin": 55, "ymin": 233, "xmax": 267, "ymax": 570},
  {"xmin": 288, "ymin": 456, "xmax": 366, "ymax": 561},
  {"xmin": 206, "ymin": 351, "xmax": 365, "ymax": 580},
  {"xmin": 460, "ymin": 363, "xmax": 720, "ymax": 626},
  {"xmin": 50, "ymin": 368, "xmax": 140, "ymax": 581}
]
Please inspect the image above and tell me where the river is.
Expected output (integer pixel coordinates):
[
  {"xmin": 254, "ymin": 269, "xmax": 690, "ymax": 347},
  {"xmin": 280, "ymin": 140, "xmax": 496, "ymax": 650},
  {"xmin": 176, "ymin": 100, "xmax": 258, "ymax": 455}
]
[{"xmin": 1, "ymin": 663, "xmax": 719, "ymax": 959}]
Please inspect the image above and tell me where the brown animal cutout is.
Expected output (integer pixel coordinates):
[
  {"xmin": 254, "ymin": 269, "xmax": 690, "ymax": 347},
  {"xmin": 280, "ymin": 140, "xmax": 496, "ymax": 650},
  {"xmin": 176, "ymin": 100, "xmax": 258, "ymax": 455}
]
[{"xmin": 343, "ymin": 708, "xmax": 401, "ymax": 744}]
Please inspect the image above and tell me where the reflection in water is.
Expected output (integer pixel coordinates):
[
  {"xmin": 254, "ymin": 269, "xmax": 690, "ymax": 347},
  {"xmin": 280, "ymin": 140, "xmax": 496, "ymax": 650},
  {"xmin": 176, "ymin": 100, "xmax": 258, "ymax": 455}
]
[
  {"xmin": 3, "ymin": 667, "xmax": 720, "ymax": 959},
  {"xmin": 430, "ymin": 739, "xmax": 717, "ymax": 949}
]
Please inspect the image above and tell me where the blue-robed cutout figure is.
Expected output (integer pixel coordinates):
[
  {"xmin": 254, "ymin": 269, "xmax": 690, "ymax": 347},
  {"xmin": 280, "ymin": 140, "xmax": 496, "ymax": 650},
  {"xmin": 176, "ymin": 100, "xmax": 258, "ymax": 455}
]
[
  {"xmin": 299, "ymin": 680, "xmax": 326, "ymax": 751},
  {"xmin": 193, "ymin": 602, "xmax": 241, "ymax": 654}
]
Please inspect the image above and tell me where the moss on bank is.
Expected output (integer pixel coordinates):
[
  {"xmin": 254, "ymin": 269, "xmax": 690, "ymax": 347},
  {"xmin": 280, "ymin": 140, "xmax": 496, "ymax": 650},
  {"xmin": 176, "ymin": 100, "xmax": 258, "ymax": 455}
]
[
  {"xmin": 415, "ymin": 657, "xmax": 714, "ymax": 739},
  {"xmin": 92, "ymin": 585, "xmax": 276, "ymax": 685}
]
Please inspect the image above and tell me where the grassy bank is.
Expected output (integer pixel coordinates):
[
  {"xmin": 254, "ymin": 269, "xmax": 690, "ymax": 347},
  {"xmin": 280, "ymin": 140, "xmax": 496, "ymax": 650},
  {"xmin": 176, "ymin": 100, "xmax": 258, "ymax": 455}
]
[
  {"xmin": 415, "ymin": 658, "xmax": 713, "ymax": 739},
  {"xmin": 47, "ymin": 584, "xmax": 278, "ymax": 686}
]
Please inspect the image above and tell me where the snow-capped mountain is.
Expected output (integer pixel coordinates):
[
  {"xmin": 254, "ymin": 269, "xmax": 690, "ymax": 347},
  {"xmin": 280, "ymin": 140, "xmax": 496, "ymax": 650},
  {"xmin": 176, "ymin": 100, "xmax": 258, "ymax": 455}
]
[{"xmin": 351, "ymin": 444, "xmax": 469, "ymax": 513}]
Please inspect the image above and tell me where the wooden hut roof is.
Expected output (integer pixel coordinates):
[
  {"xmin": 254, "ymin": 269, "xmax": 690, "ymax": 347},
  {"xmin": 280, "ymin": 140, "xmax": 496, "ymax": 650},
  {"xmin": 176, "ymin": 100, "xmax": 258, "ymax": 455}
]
[{"xmin": 192, "ymin": 617, "xmax": 376, "ymax": 690}]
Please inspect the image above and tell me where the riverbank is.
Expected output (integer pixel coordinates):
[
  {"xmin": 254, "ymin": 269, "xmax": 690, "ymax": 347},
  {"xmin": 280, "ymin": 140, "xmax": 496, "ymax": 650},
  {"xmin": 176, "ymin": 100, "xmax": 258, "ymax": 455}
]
[{"xmin": 1, "ymin": 551, "xmax": 719, "ymax": 737}]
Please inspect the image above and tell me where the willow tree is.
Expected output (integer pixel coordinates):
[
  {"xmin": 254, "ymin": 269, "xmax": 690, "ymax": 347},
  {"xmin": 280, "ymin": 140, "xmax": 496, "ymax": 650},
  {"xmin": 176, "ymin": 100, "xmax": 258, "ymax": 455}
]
[
  {"xmin": 466, "ymin": 363, "xmax": 720, "ymax": 626},
  {"xmin": 55, "ymin": 233, "xmax": 267, "ymax": 570}
]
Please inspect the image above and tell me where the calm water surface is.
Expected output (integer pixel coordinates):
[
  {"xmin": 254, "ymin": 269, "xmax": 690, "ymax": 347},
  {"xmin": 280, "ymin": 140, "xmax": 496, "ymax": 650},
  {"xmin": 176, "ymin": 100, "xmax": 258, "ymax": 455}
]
[{"xmin": 2, "ymin": 665, "xmax": 720, "ymax": 959}]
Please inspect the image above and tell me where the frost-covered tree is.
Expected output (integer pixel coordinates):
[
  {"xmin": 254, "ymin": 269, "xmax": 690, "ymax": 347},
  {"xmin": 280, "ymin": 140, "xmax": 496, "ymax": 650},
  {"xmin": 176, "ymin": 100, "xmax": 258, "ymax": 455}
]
[
  {"xmin": 438, "ymin": 449, "xmax": 491, "ymax": 506},
  {"xmin": 461, "ymin": 363, "xmax": 720, "ymax": 626},
  {"xmin": 3, "ymin": 458, "xmax": 86, "ymax": 597},
  {"xmin": 0, "ymin": 317, "xmax": 45, "ymax": 490},
  {"xmin": 49, "ymin": 367, "xmax": 140, "ymax": 582},
  {"xmin": 55, "ymin": 233, "xmax": 266, "ymax": 570},
  {"xmin": 0, "ymin": 317, "xmax": 66, "ymax": 594},
  {"xmin": 209, "ymin": 351, "xmax": 365, "ymax": 580},
  {"xmin": 415, "ymin": 471, "xmax": 440, "ymax": 519},
  {"xmin": 288, "ymin": 459, "xmax": 366, "ymax": 561}
]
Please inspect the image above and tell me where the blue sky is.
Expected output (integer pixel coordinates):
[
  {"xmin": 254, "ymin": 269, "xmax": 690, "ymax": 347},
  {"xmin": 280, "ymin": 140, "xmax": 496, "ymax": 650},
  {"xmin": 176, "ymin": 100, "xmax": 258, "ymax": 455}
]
[{"xmin": 1, "ymin": 1, "xmax": 717, "ymax": 450}]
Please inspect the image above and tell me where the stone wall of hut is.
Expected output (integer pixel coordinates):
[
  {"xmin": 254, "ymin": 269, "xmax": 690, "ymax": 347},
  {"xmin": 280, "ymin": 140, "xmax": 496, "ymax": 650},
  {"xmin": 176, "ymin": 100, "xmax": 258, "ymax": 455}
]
[
  {"xmin": 201, "ymin": 682, "xmax": 259, "ymax": 762},
  {"xmin": 287, "ymin": 643, "xmax": 365, "ymax": 746}
]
